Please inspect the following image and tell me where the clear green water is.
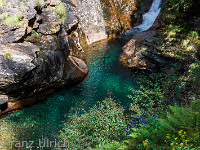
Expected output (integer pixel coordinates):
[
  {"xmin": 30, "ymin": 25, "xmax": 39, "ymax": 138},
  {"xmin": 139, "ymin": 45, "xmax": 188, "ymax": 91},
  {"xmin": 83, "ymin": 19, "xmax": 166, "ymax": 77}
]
[{"xmin": 0, "ymin": 38, "xmax": 140, "ymax": 149}]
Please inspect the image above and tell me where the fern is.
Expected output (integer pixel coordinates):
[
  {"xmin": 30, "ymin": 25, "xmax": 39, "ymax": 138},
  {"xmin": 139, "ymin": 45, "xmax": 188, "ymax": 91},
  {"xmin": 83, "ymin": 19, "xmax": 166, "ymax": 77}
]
[
  {"xmin": 157, "ymin": 102, "xmax": 200, "ymax": 148},
  {"xmin": 122, "ymin": 100, "xmax": 200, "ymax": 149}
]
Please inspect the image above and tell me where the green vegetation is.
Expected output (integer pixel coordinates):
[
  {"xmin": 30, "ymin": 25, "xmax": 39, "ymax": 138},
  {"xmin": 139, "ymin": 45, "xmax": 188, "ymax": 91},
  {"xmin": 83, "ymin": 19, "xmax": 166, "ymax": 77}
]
[
  {"xmin": 0, "ymin": 12, "xmax": 11, "ymax": 19},
  {"xmin": 3, "ymin": 53, "xmax": 12, "ymax": 59},
  {"xmin": 55, "ymin": 3, "xmax": 66, "ymax": 23},
  {"xmin": 188, "ymin": 60, "xmax": 200, "ymax": 95},
  {"xmin": 43, "ymin": 0, "xmax": 200, "ymax": 149},
  {"xmin": 3, "ymin": 14, "xmax": 24, "ymax": 26},
  {"xmin": 50, "ymin": 28, "xmax": 57, "ymax": 33},
  {"xmin": 121, "ymin": 100, "xmax": 200, "ymax": 149},
  {"xmin": 19, "ymin": 5, "xmax": 28, "ymax": 11},
  {"xmin": 31, "ymin": 30, "xmax": 40, "ymax": 37},
  {"xmin": 60, "ymin": 98, "xmax": 127, "ymax": 149},
  {"xmin": 0, "ymin": 0, "xmax": 6, "ymax": 6},
  {"xmin": 35, "ymin": 0, "xmax": 44, "ymax": 7}
]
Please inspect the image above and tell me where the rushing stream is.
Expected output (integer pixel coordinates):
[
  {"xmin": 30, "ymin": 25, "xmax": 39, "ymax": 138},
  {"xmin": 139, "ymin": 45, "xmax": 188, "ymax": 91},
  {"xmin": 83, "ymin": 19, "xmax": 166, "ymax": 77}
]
[{"xmin": 0, "ymin": 0, "xmax": 161, "ymax": 149}]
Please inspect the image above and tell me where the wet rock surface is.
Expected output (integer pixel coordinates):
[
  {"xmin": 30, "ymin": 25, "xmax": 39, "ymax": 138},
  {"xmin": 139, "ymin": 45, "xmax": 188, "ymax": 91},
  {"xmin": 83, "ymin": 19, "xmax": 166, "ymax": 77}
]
[{"xmin": 0, "ymin": 0, "xmax": 89, "ymax": 116}]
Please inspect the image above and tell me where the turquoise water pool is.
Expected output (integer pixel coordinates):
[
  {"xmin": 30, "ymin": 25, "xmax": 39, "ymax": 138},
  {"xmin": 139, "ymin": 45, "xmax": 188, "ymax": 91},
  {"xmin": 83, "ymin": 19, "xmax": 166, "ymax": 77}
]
[{"xmin": 0, "ymin": 38, "xmax": 140, "ymax": 149}]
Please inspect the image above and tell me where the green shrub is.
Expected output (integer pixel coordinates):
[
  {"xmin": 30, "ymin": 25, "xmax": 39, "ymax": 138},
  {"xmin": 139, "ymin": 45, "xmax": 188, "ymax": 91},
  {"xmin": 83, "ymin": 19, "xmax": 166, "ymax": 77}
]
[
  {"xmin": 121, "ymin": 113, "xmax": 161, "ymax": 150},
  {"xmin": 3, "ymin": 14, "xmax": 24, "ymax": 26},
  {"xmin": 157, "ymin": 102, "xmax": 200, "ymax": 149},
  {"xmin": 94, "ymin": 141, "xmax": 124, "ymax": 150},
  {"xmin": 121, "ymin": 100, "xmax": 200, "ymax": 149},
  {"xmin": 60, "ymin": 98, "xmax": 127, "ymax": 149},
  {"xmin": 0, "ymin": 12, "xmax": 11, "ymax": 19},
  {"xmin": 0, "ymin": 0, "xmax": 6, "ymax": 6},
  {"xmin": 166, "ymin": 0, "xmax": 193, "ymax": 18},
  {"xmin": 128, "ymin": 83, "xmax": 165, "ymax": 119},
  {"xmin": 55, "ymin": 3, "xmax": 65, "ymax": 23},
  {"xmin": 128, "ymin": 72, "xmax": 183, "ymax": 119},
  {"xmin": 3, "ymin": 53, "xmax": 12, "ymax": 59},
  {"xmin": 188, "ymin": 60, "xmax": 200, "ymax": 95}
]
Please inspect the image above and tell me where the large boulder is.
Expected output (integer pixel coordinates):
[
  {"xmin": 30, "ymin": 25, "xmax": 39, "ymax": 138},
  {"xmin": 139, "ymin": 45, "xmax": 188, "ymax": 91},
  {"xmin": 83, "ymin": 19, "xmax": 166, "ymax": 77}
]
[{"xmin": 0, "ymin": 0, "xmax": 89, "ymax": 116}]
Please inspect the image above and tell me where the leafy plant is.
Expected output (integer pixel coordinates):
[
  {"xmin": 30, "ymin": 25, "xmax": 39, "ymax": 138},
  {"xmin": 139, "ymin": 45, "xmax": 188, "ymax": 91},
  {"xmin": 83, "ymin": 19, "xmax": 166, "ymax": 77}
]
[
  {"xmin": 60, "ymin": 98, "xmax": 127, "ymax": 149},
  {"xmin": 3, "ymin": 14, "xmax": 24, "ymax": 26},
  {"xmin": 3, "ymin": 53, "xmax": 12, "ymax": 59},
  {"xmin": 166, "ymin": 0, "xmax": 193, "ymax": 18},
  {"xmin": 157, "ymin": 102, "xmax": 200, "ymax": 149},
  {"xmin": 94, "ymin": 141, "xmax": 124, "ymax": 150},
  {"xmin": 55, "ymin": 3, "xmax": 65, "ymax": 23},
  {"xmin": 0, "ymin": 12, "xmax": 11, "ymax": 19},
  {"xmin": 127, "ymin": 72, "xmax": 183, "ymax": 119},
  {"xmin": 0, "ymin": 0, "xmax": 6, "ymax": 6},
  {"xmin": 188, "ymin": 60, "xmax": 200, "ymax": 95},
  {"xmin": 19, "ymin": 5, "xmax": 28, "ymax": 11},
  {"xmin": 121, "ymin": 113, "xmax": 161, "ymax": 150},
  {"xmin": 121, "ymin": 100, "xmax": 200, "ymax": 149},
  {"xmin": 50, "ymin": 28, "xmax": 57, "ymax": 33}
]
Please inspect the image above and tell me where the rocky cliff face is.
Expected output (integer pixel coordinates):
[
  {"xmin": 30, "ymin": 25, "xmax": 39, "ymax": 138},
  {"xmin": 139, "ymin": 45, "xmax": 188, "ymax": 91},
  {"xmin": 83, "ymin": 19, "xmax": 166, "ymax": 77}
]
[
  {"xmin": 101, "ymin": 0, "xmax": 153, "ymax": 37},
  {"xmin": 0, "ymin": 0, "xmax": 89, "ymax": 116},
  {"xmin": 76, "ymin": 0, "xmax": 107, "ymax": 44}
]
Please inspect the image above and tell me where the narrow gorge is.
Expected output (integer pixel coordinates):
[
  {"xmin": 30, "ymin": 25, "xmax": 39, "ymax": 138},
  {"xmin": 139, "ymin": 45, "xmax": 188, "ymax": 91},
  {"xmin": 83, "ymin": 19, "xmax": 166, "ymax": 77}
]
[{"xmin": 0, "ymin": 0, "xmax": 199, "ymax": 149}]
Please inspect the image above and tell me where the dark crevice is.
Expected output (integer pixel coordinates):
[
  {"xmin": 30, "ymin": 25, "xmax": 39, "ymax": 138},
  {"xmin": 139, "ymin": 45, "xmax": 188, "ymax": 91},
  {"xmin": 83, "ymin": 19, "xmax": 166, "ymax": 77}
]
[
  {"xmin": 28, "ymin": 16, "xmax": 37, "ymax": 27},
  {"xmin": 11, "ymin": 28, "xmax": 17, "ymax": 31},
  {"xmin": 67, "ymin": 23, "xmax": 79, "ymax": 35},
  {"xmin": 0, "ymin": 102, "xmax": 8, "ymax": 111},
  {"xmin": 37, "ymin": 19, "xmax": 42, "ymax": 24},
  {"xmin": 35, "ymin": 6, "xmax": 42, "ymax": 15}
]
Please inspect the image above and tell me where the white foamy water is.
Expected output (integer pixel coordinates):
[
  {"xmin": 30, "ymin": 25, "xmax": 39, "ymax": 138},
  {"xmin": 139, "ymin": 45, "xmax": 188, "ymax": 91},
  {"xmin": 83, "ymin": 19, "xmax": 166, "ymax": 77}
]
[{"xmin": 125, "ymin": 0, "xmax": 162, "ymax": 35}]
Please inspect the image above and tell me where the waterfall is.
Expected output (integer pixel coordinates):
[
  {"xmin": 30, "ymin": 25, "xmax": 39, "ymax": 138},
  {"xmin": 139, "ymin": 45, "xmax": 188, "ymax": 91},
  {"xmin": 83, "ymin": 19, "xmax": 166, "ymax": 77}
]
[
  {"xmin": 76, "ymin": 0, "xmax": 107, "ymax": 44},
  {"xmin": 76, "ymin": 0, "xmax": 161, "ymax": 43},
  {"xmin": 124, "ymin": 0, "xmax": 162, "ymax": 36}
]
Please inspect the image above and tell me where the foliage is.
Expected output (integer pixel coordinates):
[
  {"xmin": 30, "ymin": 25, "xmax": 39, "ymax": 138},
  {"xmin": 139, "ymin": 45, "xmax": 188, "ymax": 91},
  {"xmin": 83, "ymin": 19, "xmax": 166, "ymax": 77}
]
[
  {"xmin": 167, "ymin": 0, "xmax": 192, "ymax": 12},
  {"xmin": 19, "ymin": 5, "xmax": 28, "ymax": 11},
  {"xmin": 188, "ymin": 59, "xmax": 200, "ymax": 96},
  {"xmin": 121, "ymin": 100, "xmax": 200, "ymax": 149},
  {"xmin": 94, "ymin": 141, "xmax": 124, "ymax": 150},
  {"xmin": 166, "ymin": 0, "xmax": 193, "ymax": 18},
  {"xmin": 128, "ymin": 72, "xmax": 183, "ymax": 119},
  {"xmin": 157, "ymin": 101, "xmax": 200, "ymax": 149},
  {"xmin": 3, "ymin": 14, "xmax": 24, "ymax": 26},
  {"xmin": 3, "ymin": 53, "xmax": 12, "ymax": 59},
  {"xmin": 121, "ymin": 113, "xmax": 161, "ymax": 150},
  {"xmin": 0, "ymin": 12, "xmax": 11, "ymax": 19},
  {"xmin": 0, "ymin": 0, "xmax": 6, "ymax": 6},
  {"xmin": 187, "ymin": 31, "xmax": 199, "ymax": 42},
  {"xmin": 128, "ymin": 83, "xmax": 165, "ymax": 119},
  {"xmin": 50, "ymin": 28, "xmax": 57, "ymax": 33},
  {"xmin": 35, "ymin": 0, "xmax": 44, "ymax": 7},
  {"xmin": 55, "ymin": 3, "xmax": 65, "ymax": 23},
  {"xmin": 60, "ymin": 98, "xmax": 127, "ymax": 149}
]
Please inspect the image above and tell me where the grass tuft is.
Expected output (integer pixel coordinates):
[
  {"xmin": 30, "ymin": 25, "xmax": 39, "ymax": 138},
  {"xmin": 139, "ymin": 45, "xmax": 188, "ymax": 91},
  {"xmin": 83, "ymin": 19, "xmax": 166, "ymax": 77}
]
[{"xmin": 55, "ymin": 3, "xmax": 66, "ymax": 23}]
